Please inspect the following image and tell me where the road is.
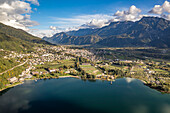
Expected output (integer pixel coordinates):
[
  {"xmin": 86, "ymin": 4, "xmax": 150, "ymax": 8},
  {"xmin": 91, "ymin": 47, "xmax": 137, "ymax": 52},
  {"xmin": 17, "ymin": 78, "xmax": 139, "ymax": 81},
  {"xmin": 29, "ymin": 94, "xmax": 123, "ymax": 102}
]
[{"xmin": 0, "ymin": 60, "xmax": 28, "ymax": 75}]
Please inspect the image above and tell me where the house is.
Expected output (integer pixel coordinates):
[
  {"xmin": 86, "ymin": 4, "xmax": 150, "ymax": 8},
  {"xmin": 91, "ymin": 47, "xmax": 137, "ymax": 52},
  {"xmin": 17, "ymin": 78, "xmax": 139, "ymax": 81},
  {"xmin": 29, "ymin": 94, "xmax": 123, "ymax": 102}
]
[
  {"xmin": 130, "ymin": 71, "xmax": 135, "ymax": 74},
  {"xmin": 42, "ymin": 71, "xmax": 49, "ymax": 75},
  {"xmin": 65, "ymin": 70, "xmax": 70, "ymax": 74},
  {"xmin": 120, "ymin": 60, "xmax": 133, "ymax": 63},
  {"xmin": 24, "ymin": 74, "xmax": 32, "ymax": 79},
  {"xmin": 103, "ymin": 63, "xmax": 108, "ymax": 65},
  {"xmin": 26, "ymin": 69, "xmax": 30, "ymax": 72},
  {"xmin": 19, "ymin": 74, "xmax": 24, "ymax": 77},
  {"xmin": 92, "ymin": 70, "xmax": 98, "ymax": 74},
  {"xmin": 96, "ymin": 74, "xmax": 102, "ymax": 78},
  {"xmin": 48, "ymin": 69, "xmax": 56, "ymax": 73},
  {"xmin": 31, "ymin": 71, "xmax": 39, "ymax": 75},
  {"xmin": 149, "ymin": 71, "xmax": 155, "ymax": 74},
  {"xmin": 81, "ymin": 63, "xmax": 91, "ymax": 66},
  {"xmin": 8, "ymin": 77, "xmax": 18, "ymax": 84},
  {"xmin": 19, "ymin": 78, "xmax": 25, "ymax": 82},
  {"xmin": 110, "ymin": 76, "xmax": 114, "ymax": 79}
]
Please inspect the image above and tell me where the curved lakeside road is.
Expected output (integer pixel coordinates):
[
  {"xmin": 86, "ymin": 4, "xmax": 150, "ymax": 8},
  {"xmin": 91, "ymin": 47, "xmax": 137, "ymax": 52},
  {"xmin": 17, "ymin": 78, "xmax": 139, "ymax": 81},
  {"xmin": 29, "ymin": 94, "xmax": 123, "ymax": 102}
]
[{"xmin": 0, "ymin": 60, "xmax": 28, "ymax": 75}]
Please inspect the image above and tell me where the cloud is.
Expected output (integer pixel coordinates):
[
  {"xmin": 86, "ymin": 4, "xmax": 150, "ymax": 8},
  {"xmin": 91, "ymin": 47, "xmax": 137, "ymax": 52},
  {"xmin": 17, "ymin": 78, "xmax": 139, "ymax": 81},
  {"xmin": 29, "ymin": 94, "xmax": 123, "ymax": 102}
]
[
  {"xmin": 0, "ymin": 0, "xmax": 39, "ymax": 31},
  {"xmin": 34, "ymin": 14, "xmax": 114, "ymax": 37},
  {"xmin": 29, "ymin": 27, "xmax": 68, "ymax": 38},
  {"xmin": 80, "ymin": 19, "xmax": 110, "ymax": 29},
  {"xmin": 149, "ymin": 1, "xmax": 170, "ymax": 20},
  {"xmin": 23, "ymin": 1, "xmax": 170, "ymax": 37},
  {"xmin": 45, "ymin": 6, "xmax": 143, "ymax": 36},
  {"xmin": 49, "ymin": 26, "xmax": 57, "ymax": 31},
  {"xmin": 129, "ymin": 5, "xmax": 142, "ymax": 14},
  {"xmin": 113, "ymin": 5, "xmax": 142, "ymax": 22},
  {"xmin": 25, "ymin": 0, "xmax": 39, "ymax": 6},
  {"xmin": 149, "ymin": 5, "xmax": 163, "ymax": 14},
  {"xmin": 162, "ymin": 14, "xmax": 170, "ymax": 20},
  {"xmin": 50, "ymin": 14, "xmax": 113, "ymax": 29},
  {"xmin": 162, "ymin": 1, "xmax": 170, "ymax": 13}
]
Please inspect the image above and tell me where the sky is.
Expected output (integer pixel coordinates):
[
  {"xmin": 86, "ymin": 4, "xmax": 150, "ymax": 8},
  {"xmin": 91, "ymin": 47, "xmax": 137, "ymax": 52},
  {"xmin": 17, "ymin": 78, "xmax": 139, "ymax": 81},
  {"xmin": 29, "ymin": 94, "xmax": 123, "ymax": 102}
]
[{"xmin": 0, "ymin": 0, "xmax": 170, "ymax": 37}]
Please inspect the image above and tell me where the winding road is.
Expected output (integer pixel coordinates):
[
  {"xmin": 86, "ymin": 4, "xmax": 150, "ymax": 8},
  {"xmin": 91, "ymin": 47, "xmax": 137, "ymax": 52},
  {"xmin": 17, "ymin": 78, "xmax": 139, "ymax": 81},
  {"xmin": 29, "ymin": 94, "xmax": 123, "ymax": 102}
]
[{"xmin": 0, "ymin": 60, "xmax": 28, "ymax": 75}]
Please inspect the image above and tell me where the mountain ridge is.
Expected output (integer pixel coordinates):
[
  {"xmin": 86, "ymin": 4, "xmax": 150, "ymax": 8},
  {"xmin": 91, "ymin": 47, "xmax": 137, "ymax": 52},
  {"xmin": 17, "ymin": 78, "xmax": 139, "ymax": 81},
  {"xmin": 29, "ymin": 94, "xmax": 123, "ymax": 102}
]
[{"xmin": 43, "ymin": 17, "xmax": 170, "ymax": 48}]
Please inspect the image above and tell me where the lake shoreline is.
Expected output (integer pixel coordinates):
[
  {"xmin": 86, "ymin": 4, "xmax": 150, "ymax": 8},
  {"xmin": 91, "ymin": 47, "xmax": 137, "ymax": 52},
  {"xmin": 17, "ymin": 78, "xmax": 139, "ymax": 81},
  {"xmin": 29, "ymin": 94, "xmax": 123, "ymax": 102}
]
[
  {"xmin": 0, "ymin": 82, "xmax": 24, "ymax": 92},
  {"xmin": 0, "ymin": 76, "xmax": 169, "ymax": 94},
  {"xmin": 0, "ymin": 75, "xmax": 80, "ymax": 93}
]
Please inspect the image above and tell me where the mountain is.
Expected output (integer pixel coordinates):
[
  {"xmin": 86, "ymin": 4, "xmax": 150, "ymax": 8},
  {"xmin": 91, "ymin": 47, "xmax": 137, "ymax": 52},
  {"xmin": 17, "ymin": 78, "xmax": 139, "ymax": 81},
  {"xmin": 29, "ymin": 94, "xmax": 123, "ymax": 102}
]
[
  {"xmin": 43, "ymin": 32, "xmax": 102, "ymax": 45},
  {"xmin": 67, "ymin": 28, "xmax": 97, "ymax": 36},
  {"xmin": 43, "ymin": 17, "xmax": 170, "ymax": 48},
  {"xmin": 0, "ymin": 22, "xmax": 51, "ymax": 52}
]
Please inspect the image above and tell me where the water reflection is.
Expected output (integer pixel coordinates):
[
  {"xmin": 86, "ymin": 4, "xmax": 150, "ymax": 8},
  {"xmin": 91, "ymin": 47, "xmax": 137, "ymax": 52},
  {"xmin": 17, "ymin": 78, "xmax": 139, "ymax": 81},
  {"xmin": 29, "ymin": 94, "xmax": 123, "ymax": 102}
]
[
  {"xmin": 0, "ymin": 88, "xmax": 31, "ymax": 113},
  {"xmin": 0, "ymin": 78, "xmax": 170, "ymax": 113},
  {"xmin": 124, "ymin": 77, "xmax": 135, "ymax": 83}
]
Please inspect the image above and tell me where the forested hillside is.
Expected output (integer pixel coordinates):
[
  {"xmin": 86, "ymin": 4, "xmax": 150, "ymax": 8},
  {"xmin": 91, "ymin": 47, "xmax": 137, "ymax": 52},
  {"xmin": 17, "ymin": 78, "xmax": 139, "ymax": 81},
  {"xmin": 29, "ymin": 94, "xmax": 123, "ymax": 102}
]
[{"xmin": 0, "ymin": 22, "xmax": 51, "ymax": 52}]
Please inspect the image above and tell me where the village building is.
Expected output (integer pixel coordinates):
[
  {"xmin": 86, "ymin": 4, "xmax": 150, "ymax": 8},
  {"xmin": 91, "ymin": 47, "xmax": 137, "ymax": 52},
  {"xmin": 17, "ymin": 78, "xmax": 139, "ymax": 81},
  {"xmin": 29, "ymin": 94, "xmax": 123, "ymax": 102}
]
[
  {"xmin": 8, "ymin": 77, "xmax": 18, "ymax": 84},
  {"xmin": 81, "ymin": 63, "xmax": 91, "ymax": 66}
]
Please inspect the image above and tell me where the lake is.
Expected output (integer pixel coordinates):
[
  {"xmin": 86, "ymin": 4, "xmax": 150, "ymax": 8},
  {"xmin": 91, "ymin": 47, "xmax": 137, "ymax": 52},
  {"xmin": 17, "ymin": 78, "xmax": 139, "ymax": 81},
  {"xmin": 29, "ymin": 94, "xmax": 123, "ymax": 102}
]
[{"xmin": 0, "ymin": 78, "xmax": 170, "ymax": 113}]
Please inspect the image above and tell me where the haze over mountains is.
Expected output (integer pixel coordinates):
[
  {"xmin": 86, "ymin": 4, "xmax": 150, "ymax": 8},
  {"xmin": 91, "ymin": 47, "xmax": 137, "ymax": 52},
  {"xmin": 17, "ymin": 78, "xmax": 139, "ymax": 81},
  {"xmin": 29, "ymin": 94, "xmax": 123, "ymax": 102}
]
[{"xmin": 43, "ymin": 17, "xmax": 170, "ymax": 48}]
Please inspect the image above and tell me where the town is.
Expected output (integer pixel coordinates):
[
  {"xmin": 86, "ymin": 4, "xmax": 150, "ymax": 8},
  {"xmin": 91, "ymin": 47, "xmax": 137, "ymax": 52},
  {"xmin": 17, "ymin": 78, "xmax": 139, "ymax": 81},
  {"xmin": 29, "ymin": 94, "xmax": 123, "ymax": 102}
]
[{"xmin": 0, "ymin": 45, "xmax": 170, "ymax": 93}]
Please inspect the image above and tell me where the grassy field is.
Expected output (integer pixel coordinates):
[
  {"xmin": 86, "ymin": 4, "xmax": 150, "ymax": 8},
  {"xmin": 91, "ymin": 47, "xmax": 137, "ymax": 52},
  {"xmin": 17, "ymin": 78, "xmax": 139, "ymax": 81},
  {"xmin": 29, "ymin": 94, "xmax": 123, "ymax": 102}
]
[
  {"xmin": 102, "ymin": 65, "xmax": 128, "ymax": 71},
  {"xmin": 34, "ymin": 68, "xmax": 47, "ymax": 72},
  {"xmin": 36, "ymin": 60, "xmax": 75, "ymax": 69},
  {"xmin": 154, "ymin": 69, "xmax": 169, "ymax": 74},
  {"xmin": 80, "ymin": 65, "xmax": 102, "ymax": 75}
]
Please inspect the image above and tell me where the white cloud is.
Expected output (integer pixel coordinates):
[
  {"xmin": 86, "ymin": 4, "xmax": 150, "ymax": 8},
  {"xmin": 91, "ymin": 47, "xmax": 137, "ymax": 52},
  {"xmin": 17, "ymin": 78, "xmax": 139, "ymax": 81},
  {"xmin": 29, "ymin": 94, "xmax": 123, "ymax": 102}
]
[
  {"xmin": 50, "ymin": 14, "xmax": 113, "ymax": 29},
  {"xmin": 29, "ymin": 29, "xmax": 54, "ymax": 38},
  {"xmin": 162, "ymin": 14, "xmax": 170, "ymax": 20},
  {"xmin": 45, "ymin": 6, "xmax": 143, "ymax": 36},
  {"xmin": 49, "ymin": 26, "xmax": 57, "ymax": 31},
  {"xmin": 80, "ymin": 19, "xmax": 110, "ymax": 29},
  {"xmin": 29, "ymin": 27, "xmax": 68, "ymax": 38},
  {"xmin": 162, "ymin": 1, "xmax": 170, "ymax": 13},
  {"xmin": 149, "ymin": 1, "xmax": 170, "ymax": 20},
  {"xmin": 0, "ymin": 0, "xmax": 39, "ymax": 31},
  {"xmin": 129, "ymin": 5, "xmax": 141, "ymax": 14},
  {"xmin": 40, "ymin": 4, "xmax": 170, "ymax": 37},
  {"xmin": 25, "ymin": 0, "xmax": 39, "ymax": 6},
  {"xmin": 149, "ymin": 5, "xmax": 163, "ymax": 14},
  {"xmin": 43, "ymin": 14, "xmax": 114, "ymax": 36},
  {"xmin": 113, "ymin": 5, "xmax": 142, "ymax": 22}
]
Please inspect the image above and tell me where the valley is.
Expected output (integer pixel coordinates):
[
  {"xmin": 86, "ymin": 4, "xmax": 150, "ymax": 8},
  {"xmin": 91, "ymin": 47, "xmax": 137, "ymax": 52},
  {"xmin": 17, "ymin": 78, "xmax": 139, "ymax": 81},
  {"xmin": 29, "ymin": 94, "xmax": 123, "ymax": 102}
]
[
  {"xmin": 1, "ymin": 0, "xmax": 170, "ymax": 113},
  {"xmin": 0, "ymin": 44, "xmax": 169, "ymax": 93},
  {"xmin": 0, "ymin": 17, "xmax": 170, "ymax": 93}
]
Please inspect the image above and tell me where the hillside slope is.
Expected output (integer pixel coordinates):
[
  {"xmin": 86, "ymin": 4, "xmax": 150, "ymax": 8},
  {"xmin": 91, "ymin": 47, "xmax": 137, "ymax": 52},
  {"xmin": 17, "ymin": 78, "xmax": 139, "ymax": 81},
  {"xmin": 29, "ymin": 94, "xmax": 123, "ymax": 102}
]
[
  {"xmin": 0, "ymin": 22, "xmax": 51, "ymax": 51},
  {"xmin": 43, "ymin": 32, "xmax": 102, "ymax": 45}
]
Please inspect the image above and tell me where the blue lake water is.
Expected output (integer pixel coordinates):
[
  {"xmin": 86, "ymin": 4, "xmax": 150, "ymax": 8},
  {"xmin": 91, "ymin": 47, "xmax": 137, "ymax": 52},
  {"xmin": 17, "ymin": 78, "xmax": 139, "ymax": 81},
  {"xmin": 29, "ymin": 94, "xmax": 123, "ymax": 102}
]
[{"xmin": 0, "ymin": 78, "xmax": 170, "ymax": 113}]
